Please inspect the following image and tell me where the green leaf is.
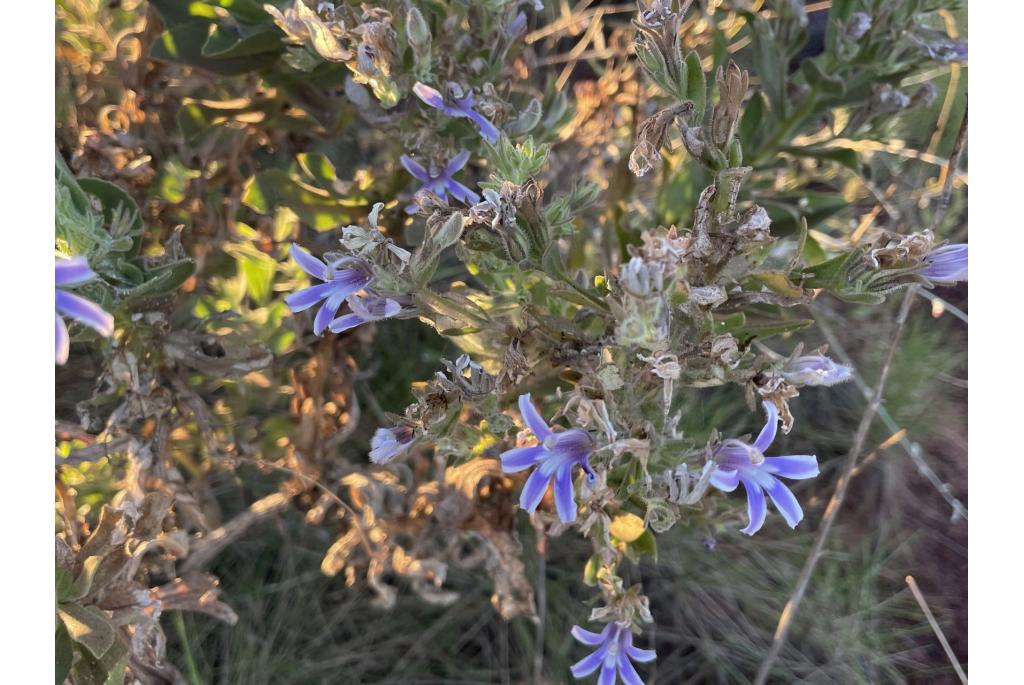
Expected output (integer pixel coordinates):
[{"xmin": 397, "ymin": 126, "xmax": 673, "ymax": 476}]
[
  {"xmin": 583, "ymin": 554, "xmax": 600, "ymax": 587},
  {"xmin": 740, "ymin": 11, "xmax": 786, "ymax": 118},
  {"xmin": 684, "ymin": 51, "xmax": 707, "ymax": 116},
  {"xmin": 627, "ymin": 529, "xmax": 658, "ymax": 562},
  {"xmin": 56, "ymin": 567, "xmax": 74, "ymax": 603},
  {"xmin": 738, "ymin": 91, "xmax": 767, "ymax": 150},
  {"xmin": 67, "ymin": 556, "xmax": 102, "ymax": 602},
  {"xmin": 761, "ymin": 191, "xmax": 849, "ymax": 235},
  {"xmin": 752, "ymin": 271, "xmax": 806, "ymax": 298},
  {"xmin": 202, "ymin": 25, "xmax": 282, "ymax": 59},
  {"xmin": 152, "ymin": 23, "xmax": 279, "ymax": 75},
  {"xmin": 224, "ymin": 243, "xmax": 277, "ymax": 305},
  {"xmin": 121, "ymin": 260, "xmax": 196, "ymax": 303},
  {"xmin": 780, "ymin": 145, "xmax": 861, "ymax": 175},
  {"xmin": 296, "ymin": 152, "xmax": 339, "ymax": 187},
  {"xmin": 56, "ymin": 624, "xmax": 73, "ymax": 685},
  {"xmin": 242, "ymin": 169, "xmax": 359, "ymax": 231},
  {"xmin": 733, "ymin": 318, "xmax": 814, "ymax": 344},
  {"xmin": 801, "ymin": 58, "xmax": 845, "ymax": 97},
  {"xmin": 77, "ymin": 178, "xmax": 143, "ymax": 254},
  {"xmin": 58, "ymin": 603, "xmax": 116, "ymax": 659}
]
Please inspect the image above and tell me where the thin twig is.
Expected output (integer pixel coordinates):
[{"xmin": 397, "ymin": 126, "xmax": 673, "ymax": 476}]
[
  {"xmin": 182, "ymin": 491, "xmax": 294, "ymax": 573},
  {"xmin": 931, "ymin": 105, "xmax": 968, "ymax": 232},
  {"xmin": 813, "ymin": 304, "xmax": 968, "ymax": 522},
  {"xmin": 533, "ymin": 529, "xmax": 548, "ymax": 685},
  {"xmin": 906, "ymin": 575, "xmax": 968, "ymax": 684},
  {"xmin": 754, "ymin": 288, "xmax": 917, "ymax": 685}
]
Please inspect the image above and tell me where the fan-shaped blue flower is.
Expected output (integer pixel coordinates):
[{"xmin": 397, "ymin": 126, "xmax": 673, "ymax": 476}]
[
  {"xmin": 399, "ymin": 150, "xmax": 480, "ymax": 213},
  {"xmin": 500, "ymin": 393, "xmax": 596, "ymax": 523},
  {"xmin": 413, "ymin": 82, "xmax": 500, "ymax": 143},
  {"xmin": 56, "ymin": 257, "xmax": 114, "ymax": 365},
  {"xmin": 782, "ymin": 354, "xmax": 852, "ymax": 387},
  {"xmin": 710, "ymin": 401, "xmax": 819, "ymax": 535},
  {"xmin": 570, "ymin": 622, "xmax": 656, "ymax": 685},
  {"xmin": 285, "ymin": 244, "xmax": 379, "ymax": 336}
]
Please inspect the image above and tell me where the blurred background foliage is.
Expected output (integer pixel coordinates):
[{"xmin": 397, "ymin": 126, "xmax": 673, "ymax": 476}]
[{"xmin": 56, "ymin": 0, "xmax": 965, "ymax": 682}]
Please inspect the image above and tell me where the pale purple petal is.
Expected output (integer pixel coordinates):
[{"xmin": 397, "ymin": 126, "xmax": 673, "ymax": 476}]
[
  {"xmin": 753, "ymin": 401, "xmax": 779, "ymax": 453},
  {"xmin": 553, "ymin": 465, "xmax": 577, "ymax": 523},
  {"xmin": 740, "ymin": 476, "xmax": 768, "ymax": 536},
  {"xmin": 443, "ymin": 149, "xmax": 471, "ymax": 176},
  {"xmin": 289, "ymin": 243, "xmax": 328, "ymax": 281},
  {"xmin": 518, "ymin": 393, "xmax": 552, "ymax": 440},
  {"xmin": 466, "ymin": 109, "xmax": 500, "ymax": 143},
  {"xmin": 571, "ymin": 625, "xmax": 610, "ymax": 647},
  {"xmin": 347, "ymin": 292, "xmax": 401, "ymax": 322},
  {"xmin": 56, "ymin": 314, "xmax": 70, "ymax": 365},
  {"xmin": 313, "ymin": 291, "xmax": 347, "ymax": 336},
  {"xmin": 762, "ymin": 455, "xmax": 819, "ymax": 480},
  {"xmin": 921, "ymin": 243, "xmax": 967, "ymax": 283},
  {"xmin": 520, "ymin": 468, "xmax": 550, "ymax": 513},
  {"xmin": 580, "ymin": 456, "xmax": 597, "ymax": 484},
  {"xmin": 627, "ymin": 644, "xmax": 657, "ymax": 663},
  {"xmin": 400, "ymin": 154, "xmax": 431, "ymax": 182},
  {"xmin": 55, "ymin": 291, "xmax": 114, "ymax": 337},
  {"xmin": 285, "ymin": 282, "xmax": 336, "ymax": 313},
  {"xmin": 571, "ymin": 643, "xmax": 609, "ymax": 678},
  {"xmin": 501, "ymin": 445, "xmax": 545, "ymax": 473},
  {"xmin": 327, "ymin": 312, "xmax": 365, "ymax": 333},
  {"xmin": 710, "ymin": 467, "xmax": 740, "ymax": 492},
  {"xmin": 618, "ymin": 655, "xmax": 645, "ymax": 685},
  {"xmin": 444, "ymin": 179, "xmax": 480, "ymax": 205},
  {"xmin": 597, "ymin": 661, "xmax": 616, "ymax": 685},
  {"xmin": 55, "ymin": 257, "xmax": 96, "ymax": 286},
  {"xmin": 761, "ymin": 475, "xmax": 804, "ymax": 528},
  {"xmin": 412, "ymin": 81, "xmax": 446, "ymax": 109},
  {"xmin": 715, "ymin": 439, "xmax": 756, "ymax": 470}
]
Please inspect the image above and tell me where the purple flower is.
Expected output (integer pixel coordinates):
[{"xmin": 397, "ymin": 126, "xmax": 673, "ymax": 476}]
[
  {"xmin": 500, "ymin": 394, "xmax": 596, "ymax": 523},
  {"xmin": 920, "ymin": 243, "xmax": 967, "ymax": 284},
  {"xmin": 56, "ymin": 257, "xmax": 114, "ymax": 365},
  {"xmin": 369, "ymin": 423, "xmax": 416, "ymax": 464},
  {"xmin": 284, "ymin": 244, "xmax": 374, "ymax": 336},
  {"xmin": 399, "ymin": 150, "xmax": 480, "ymax": 214},
  {"xmin": 413, "ymin": 82, "xmax": 500, "ymax": 143},
  {"xmin": 328, "ymin": 291, "xmax": 402, "ymax": 334},
  {"xmin": 570, "ymin": 622, "xmax": 656, "ymax": 685},
  {"xmin": 782, "ymin": 355, "xmax": 852, "ymax": 387},
  {"xmin": 710, "ymin": 402, "xmax": 819, "ymax": 535}
]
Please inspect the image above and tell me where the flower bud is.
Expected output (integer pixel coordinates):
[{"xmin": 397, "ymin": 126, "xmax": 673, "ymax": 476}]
[{"xmin": 405, "ymin": 7, "xmax": 431, "ymax": 49}]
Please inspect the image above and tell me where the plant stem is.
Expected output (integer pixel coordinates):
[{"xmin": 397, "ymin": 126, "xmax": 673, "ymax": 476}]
[
  {"xmin": 173, "ymin": 611, "xmax": 202, "ymax": 685},
  {"xmin": 753, "ymin": 287, "xmax": 916, "ymax": 685}
]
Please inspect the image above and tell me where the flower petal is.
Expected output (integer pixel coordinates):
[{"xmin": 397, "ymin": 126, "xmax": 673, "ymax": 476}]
[
  {"xmin": 55, "ymin": 257, "xmax": 96, "ymax": 286},
  {"xmin": 518, "ymin": 393, "xmax": 552, "ymax": 440},
  {"xmin": 289, "ymin": 243, "xmax": 328, "ymax": 281},
  {"xmin": 412, "ymin": 81, "xmax": 446, "ymax": 109},
  {"xmin": 627, "ymin": 644, "xmax": 657, "ymax": 663},
  {"xmin": 55, "ymin": 291, "xmax": 114, "ymax": 337},
  {"xmin": 400, "ymin": 154, "xmax": 431, "ymax": 182},
  {"xmin": 710, "ymin": 467, "xmax": 740, "ymax": 492},
  {"xmin": 618, "ymin": 654, "xmax": 645, "ymax": 685},
  {"xmin": 571, "ymin": 625, "xmax": 609, "ymax": 647},
  {"xmin": 285, "ymin": 282, "xmax": 336, "ymax": 312},
  {"xmin": 466, "ymin": 109, "xmax": 500, "ymax": 143},
  {"xmin": 570, "ymin": 644, "xmax": 609, "ymax": 678},
  {"xmin": 313, "ymin": 291, "xmax": 347, "ymax": 336},
  {"xmin": 763, "ymin": 455, "xmax": 819, "ymax": 480},
  {"xmin": 444, "ymin": 149, "xmax": 471, "ymax": 176},
  {"xmin": 753, "ymin": 401, "xmax": 779, "ymax": 452},
  {"xmin": 500, "ymin": 445, "xmax": 545, "ymax": 473},
  {"xmin": 56, "ymin": 314, "xmax": 70, "ymax": 365},
  {"xmin": 444, "ymin": 179, "xmax": 480, "ymax": 205},
  {"xmin": 328, "ymin": 313, "xmax": 366, "ymax": 334},
  {"xmin": 553, "ymin": 465, "xmax": 577, "ymax": 523},
  {"xmin": 519, "ymin": 468, "xmax": 550, "ymax": 513},
  {"xmin": 762, "ymin": 474, "xmax": 804, "ymax": 528},
  {"xmin": 739, "ymin": 476, "xmax": 768, "ymax": 536},
  {"xmin": 597, "ymin": 660, "xmax": 616, "ymax": 685}
]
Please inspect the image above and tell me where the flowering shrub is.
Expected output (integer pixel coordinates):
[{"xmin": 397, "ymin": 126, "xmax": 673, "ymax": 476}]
[{"xmin": 56, "ymin": 1, "xmax": 967, "ymax": 682}]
